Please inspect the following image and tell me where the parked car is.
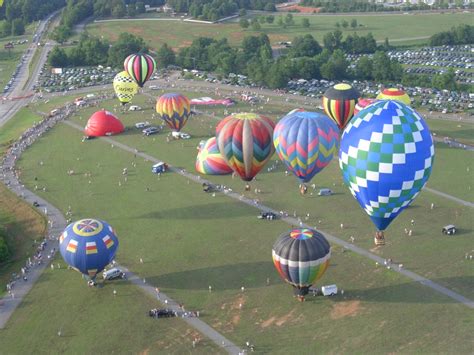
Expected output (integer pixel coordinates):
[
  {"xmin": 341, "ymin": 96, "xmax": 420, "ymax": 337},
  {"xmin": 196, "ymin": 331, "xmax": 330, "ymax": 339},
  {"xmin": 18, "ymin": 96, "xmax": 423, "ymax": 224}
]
[
  {"xmin": 321, "ymin": 284, "xmax": 338, "ymax": 296},
  {"xmin": 103, "ymin": 268, "xmax": 126, "ymax": 281},
  {"xmin": 135, "ymin": 121, "xmax": 150, "ymax": 129},
  {"xmin": 442, "ymin": 225, "xmax": 456, "ymax": 235},
  {"xmin": 142, "ymin": 126, "xmax": 160, "ymax": 136},
  {"xmin": 258, "ymin": 212, "xmax": 277, "ymax": 220},
  {"xmin": 318, "ymin": 189, "xmax": 333, "ymax": 196}
]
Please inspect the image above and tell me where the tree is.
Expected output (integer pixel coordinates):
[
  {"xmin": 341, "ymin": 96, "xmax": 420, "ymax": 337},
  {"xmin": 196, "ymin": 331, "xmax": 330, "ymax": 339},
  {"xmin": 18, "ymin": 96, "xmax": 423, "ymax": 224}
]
[
  {"xmin": 320, "ymin": 49, "xmax": 348, "ymax": 80},
  {"xmin": 302, "ymin": 18, "xmax": 310, "ymax": 28},
  {"xmin": 277, "ymin": 16, "xmax": 284, "ymax": 26},
  {"xmin": 0, "ymin": 234, "xmax": 10, "ymax": 264},
  {"xmin": 156, "ymin": 43, "xmax": 176, "ymax": 68},
  {"xmin": 323, "ymin": 30, "xmax": 342, "ymax": 52},
  {"xmin": 266, "ymin": 15, "xmax": 274, "ymax": 23},
  {"xmin": 239, "ymin": 9, "xmax": 247, "ymax": 16},
  {"xmin": 108, "ymin": 32, "xmax": 148, "ymax": 68},
  {"xmin": 290, "ymin": 34, "xmax": 322, "ymax": 57},
  {"xmin": 264, "ymin": 3, "xmax": 276, "ymax": 11},
  {"xmin": 11, "ymin": 18, "xmax": 25, "ymax": 36},
  {"xmin": 112, "ymin": 2, "xmax": 126, "ymax": 18},
  {"xmin": 285, "ymin": 13, "xmax": 294, "ymax": 25},
  {"xmin": 335, "ymin": 22, "xmax": 340, "ymax": 28},
  {"xmin": 341, "ymin": 20, "xmax": 348, "ymax": 29},
  {"xmin": 136, "ymin": 2, "xmax": 146, "ymax": 13},
  {"xmin": 350, "ymin": 18, "xmax": 357, "ymax": 29},
  {"xmin": 295, "ymin": 57, "xmax": 320, "ymax": 80},
  {"xmin": 127, "ymin": 5, "xmax": 137, "ymax": 17},
  {"xmin": 240, "ymin": 18, "xmax": 249, "ymax": 28},
  {"xmin": 251, "ymin": 21, "xmax": 261, "ymax": 31},
  {"xmin": 354, "ymin": 56, "xmax": 373, "ymax": 80},
  {"xmin": 49, "ymin": 46, "xmax": 69, "ymax": 67}
]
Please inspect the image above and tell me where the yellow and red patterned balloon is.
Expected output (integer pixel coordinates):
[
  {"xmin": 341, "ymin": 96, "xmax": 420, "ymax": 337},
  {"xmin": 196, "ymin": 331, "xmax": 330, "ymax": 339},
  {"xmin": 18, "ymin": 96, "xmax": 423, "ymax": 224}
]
[
  {"xmin": 156, "ymin": 93, "xmax": 191, "ymax": 132},
  {"xmin": 376, "ymin": 88, "xmax": 411, "ymax": 105}
]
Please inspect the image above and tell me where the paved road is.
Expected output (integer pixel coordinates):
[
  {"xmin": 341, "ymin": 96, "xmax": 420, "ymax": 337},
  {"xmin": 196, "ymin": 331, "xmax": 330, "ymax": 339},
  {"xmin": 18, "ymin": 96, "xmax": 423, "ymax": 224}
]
[
  {"xmin": 63, "ymin": 119, "xmax": 474, "ymax": 310},
  {"xmin": 0, "ymin": 12, "xmax": 58, "ymax": 129}
]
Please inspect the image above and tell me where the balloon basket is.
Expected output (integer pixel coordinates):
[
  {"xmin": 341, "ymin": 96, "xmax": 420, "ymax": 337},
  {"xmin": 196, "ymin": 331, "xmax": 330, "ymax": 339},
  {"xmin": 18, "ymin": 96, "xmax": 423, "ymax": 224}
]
[
  {"xmin": 299, "ymin": 184, "xmax": 308, "ymax": 195},
  {"xmin": 374, "ymin": 231, "xmax": 385, "ymax": 246}
]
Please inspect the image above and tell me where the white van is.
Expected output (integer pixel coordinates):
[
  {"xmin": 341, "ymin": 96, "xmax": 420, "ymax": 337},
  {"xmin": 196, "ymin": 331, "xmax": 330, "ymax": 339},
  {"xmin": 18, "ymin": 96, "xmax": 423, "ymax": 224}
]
[
  {"xmin": 103, "ymin": 268, "xmax": 126, "ymax": 281},
  {"xmin": 318, "ymin": 188, "xmax": 333, "ymax": 196},
  {"xmin": 321, "ymin": 284, "xmax": 338, "ymax": 296},
  {"xmin": 129, "ymin": 105, "xmax": 141, "ymax": 111}
]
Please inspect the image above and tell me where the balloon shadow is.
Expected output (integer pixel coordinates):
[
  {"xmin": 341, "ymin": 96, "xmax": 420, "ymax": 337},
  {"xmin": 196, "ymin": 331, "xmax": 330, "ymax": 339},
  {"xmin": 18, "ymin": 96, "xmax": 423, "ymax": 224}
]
[
  {"xmin": 148, "ymin": 261, "xmax": 275, "ymax": 290},
  {"xmin": 137, "ymin": 202, "xmax": 255, "ymax": 220},
  {"xmin": 332, "ymin": 276, "xmax": 472, "ymax": 304}
]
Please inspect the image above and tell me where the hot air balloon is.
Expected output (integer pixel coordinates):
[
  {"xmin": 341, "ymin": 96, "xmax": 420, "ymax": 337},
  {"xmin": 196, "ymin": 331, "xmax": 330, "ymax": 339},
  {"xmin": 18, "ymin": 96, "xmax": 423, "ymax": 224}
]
[
  {"xmin": 353, "ymin": 98, "xmax": 376, "ymax": 116},
  {"xmin": 113, "ymin": 71, "xmax": 138, "ymax": 105},
  {"xmin": 339, "ymin": 100, "xmax": 434, "ymax": 245},
  {"xmin": 272, "ymin": 228, "xmax": 331, "ymax": 301},
  {"xmin": 322, "ymin": 83, "xmax": 360, "ymax": 130},
  {"xmin": 156, "ymin": 93, "xmax": 191, "ymax": 132},
  {"xmin": 124, "ymin": 53, "xmax": 156, "ymax": 88},
  {"xmin": 84, "ymin": 110, "xmax": 124, "ymax": 137},
  {"xmin": 59, "ymin": 219, "xmax": 119, "ymax": 281},
  {"xmin": 376, "ymin": 88, "xmax": 410, "ymax": 105},
  {"xmin": 195, "ymin": 137, "xmax": 233, "ymax": 175},
  {"xmin": 216, "ymin": 113, "xmax": 275, "ymax": 182},
  {"xmin": 273, "ymin": 111, "xmax": 339, "ymax": 191}
]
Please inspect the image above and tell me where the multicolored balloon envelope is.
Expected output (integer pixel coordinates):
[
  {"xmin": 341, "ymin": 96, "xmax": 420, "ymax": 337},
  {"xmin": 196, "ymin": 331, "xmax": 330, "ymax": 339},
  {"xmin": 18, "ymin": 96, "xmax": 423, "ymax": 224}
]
[
  {"xmin": 195, "ymin": 137, "xmax": 233, "ymax": 175},
  {"xmin": 339, "ymin": 100, "xmax": 434, "ymax": 232},
  {"xmin": 113, "ymin": 71, "xmax": 138, "ymax": 105},
  {"xmin": 59, "ymin": 219, "xmax": 119, "ymax": 280},
  {"xmin": 124, "ymin": 53, "xmax": 156, "ymax": 88},
  {"xmin": 273, "ymin": 111, "xmax": 339, "ymax": 183},
  {"xmin": 354, "ymin": 98, "xmax": 376, "ymax": 115},
  {"xmin": 156, "ymin": 93, "xmax": 191, "ymax": 132},
  {"xmin": 272, "ymin": 228, "xmax": 331, "ymax": 294},
  {"xmin": 216, "ymin": 113, "xmax": 275, "ymax": 182},
  {"xmin": 84, "ymin": 110, "xmax": 124, "ymax": 137},
  {"xmin": 376, "ymin": 88, "xmax": 411, "ymax": 105},
  {"xmin": 322, "ymin": 83, "xmax": 360, "ymax": 130}
]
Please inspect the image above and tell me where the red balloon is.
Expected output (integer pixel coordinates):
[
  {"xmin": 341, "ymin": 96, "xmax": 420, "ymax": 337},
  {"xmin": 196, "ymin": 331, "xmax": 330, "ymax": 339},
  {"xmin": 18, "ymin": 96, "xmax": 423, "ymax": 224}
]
[{"xmin": 84, "ymin": 110, "xmax": 124, "ymax": 137}]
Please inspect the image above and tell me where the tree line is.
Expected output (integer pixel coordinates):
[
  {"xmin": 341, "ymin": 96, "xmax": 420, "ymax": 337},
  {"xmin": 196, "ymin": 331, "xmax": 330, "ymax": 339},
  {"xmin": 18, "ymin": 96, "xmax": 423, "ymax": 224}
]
[
  {"xmin": 429, "ymin": 24, "xmax": 474, "ymax": 46},
  {"xmin": 299, "ymin": 0, "xmax": 464, "ymax": 12},
  {"xmin": 0, "ymin": 0, "xmax": 65, "ymax": 38}
]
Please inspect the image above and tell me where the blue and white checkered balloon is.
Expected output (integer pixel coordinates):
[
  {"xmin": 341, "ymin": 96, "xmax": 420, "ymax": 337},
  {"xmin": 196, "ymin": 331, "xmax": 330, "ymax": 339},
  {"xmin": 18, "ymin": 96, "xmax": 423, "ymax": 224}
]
[{"xmin": 339, "ymin": 100, "xmax": 435, "ymax": 231}]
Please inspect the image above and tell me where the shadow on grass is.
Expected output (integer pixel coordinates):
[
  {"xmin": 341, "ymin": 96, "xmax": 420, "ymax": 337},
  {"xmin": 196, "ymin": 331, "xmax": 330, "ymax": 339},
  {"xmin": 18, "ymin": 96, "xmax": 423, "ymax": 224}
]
[
  {"xmin": 148, "ymin": 261, "xmax": 275, "ymax": 290},
  {"xmin": 138, "ymin": 202, "xmax": 254, "ymax": 220},
  {"xmin": 333, "ymin": 276, "xmax": 474, "ymax": 304}
]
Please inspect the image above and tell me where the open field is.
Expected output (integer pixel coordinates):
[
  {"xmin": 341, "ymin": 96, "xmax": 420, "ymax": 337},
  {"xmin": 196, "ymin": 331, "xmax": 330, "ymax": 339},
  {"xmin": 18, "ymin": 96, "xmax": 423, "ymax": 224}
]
[
  {"xmin": 0, "ymin": 90, "xmax": 472, "ymax": 352},
  {"xmin": 87, "ymin": 12, "xmax": 473, "ymax": 49}
]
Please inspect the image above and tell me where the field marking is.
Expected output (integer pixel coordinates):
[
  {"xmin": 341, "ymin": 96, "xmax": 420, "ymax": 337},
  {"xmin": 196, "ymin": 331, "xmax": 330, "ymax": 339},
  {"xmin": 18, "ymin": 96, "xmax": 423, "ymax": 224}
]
[{"xmin": 63, "ymin": 120, "xmax": 474, "ymax": 310}]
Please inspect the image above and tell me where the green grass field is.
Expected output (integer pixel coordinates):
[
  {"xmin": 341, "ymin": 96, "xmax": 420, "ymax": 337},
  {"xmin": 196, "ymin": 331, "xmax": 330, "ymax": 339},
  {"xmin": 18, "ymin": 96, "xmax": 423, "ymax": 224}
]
[
  {"xmin": 0, "ymin": 90, "xmax": 472, "ymax": 352},
  {"xmin": 87, "ymin": 12, "xmax": 473, "ymax": 49}
]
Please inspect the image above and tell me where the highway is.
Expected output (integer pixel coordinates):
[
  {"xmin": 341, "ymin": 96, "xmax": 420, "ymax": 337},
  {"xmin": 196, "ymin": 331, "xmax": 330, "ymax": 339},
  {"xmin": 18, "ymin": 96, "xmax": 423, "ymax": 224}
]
[{"xmin": 0, "ymin": 11, "xmax": 58, "ymax": 128}]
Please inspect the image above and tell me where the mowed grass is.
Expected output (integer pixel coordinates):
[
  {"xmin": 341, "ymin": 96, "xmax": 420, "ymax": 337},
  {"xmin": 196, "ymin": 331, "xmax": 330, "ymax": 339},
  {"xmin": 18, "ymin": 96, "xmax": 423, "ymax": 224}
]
[
  {"xmin": 0, "ymin": 256, "xmax": 222, "ymax": 354},
  {"xmin": 0, "ymin": 108, "xmax": 43, "ymax": 154},
  {"xmin": 3, "ymin": 93, "xmax": 472, "ymax": 352},
  {"xmin": 426, "ymin": 117, "xmax": 474, "ymax": 146},
  {"xmin": 87, "ymin": 12, "xmax": 474, "ymax": 49}
]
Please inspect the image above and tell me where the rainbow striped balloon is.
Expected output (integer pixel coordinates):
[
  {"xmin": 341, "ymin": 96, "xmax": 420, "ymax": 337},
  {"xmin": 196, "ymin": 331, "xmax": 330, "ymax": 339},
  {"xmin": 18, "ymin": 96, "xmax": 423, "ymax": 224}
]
[
  {"xmin": 274, "ymin": 111, "xmax": 339, "ymax": 183},
  {"xmin": 195, "ymin": 137, "xmax": 233, "ymax": 175},
  {"xmin": 216, "ymin": 113, "xmax": 275, "ymax": 182},
  {"xmin": 272, "ymin": 228, "xmax": 331, "ymax": 290},
  {"xmin": 156, "ymin": 93, "xmax": 191, "ymax": 132},
  {"xmin": 376, "ymin": 88, "xmax": 411, "ymax": 105},
  {"xmin": 123, "ymin": 53, "xmax": 156, "ymax": 88},
  {"xmin": 322, "ymin": 83, "xmax": 360, "ymax": 130}
]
